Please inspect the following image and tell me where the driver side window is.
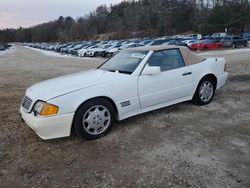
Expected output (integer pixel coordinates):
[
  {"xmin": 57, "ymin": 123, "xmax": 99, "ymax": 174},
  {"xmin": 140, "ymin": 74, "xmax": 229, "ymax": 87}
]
[{"xmin": 147, "ymin": 49, "xmax": 185, "ymax": 72}]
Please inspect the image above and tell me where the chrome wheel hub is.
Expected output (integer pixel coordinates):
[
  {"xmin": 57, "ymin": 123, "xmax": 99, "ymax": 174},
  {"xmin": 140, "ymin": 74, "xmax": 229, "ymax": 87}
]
[
  {"xmin": 199, "ymin": 81, "xmax": 214, "ymax": 102},
  {"xmin": 82, "ymin": 105, "xmax": 111, "ymax": 135}
]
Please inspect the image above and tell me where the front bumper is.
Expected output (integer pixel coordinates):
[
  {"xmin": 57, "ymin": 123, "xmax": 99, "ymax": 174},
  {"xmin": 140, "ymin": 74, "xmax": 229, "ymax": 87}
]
[{"xmin": 20, "ymin": 107, "xmax": 74, "ymax": 140}]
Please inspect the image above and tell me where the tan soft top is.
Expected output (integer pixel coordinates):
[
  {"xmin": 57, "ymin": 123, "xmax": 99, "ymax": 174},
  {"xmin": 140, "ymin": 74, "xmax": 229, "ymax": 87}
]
[{"xmin": 128, "ymin": 45, "xmax": 205, "ymax": 65}]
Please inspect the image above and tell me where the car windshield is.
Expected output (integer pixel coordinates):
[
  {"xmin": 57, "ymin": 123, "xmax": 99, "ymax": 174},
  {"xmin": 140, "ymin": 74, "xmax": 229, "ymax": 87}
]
[
  {"xmin": 152, "ymin": 39, "xmax": 169, "ymax": 45},
  {"xmin": 98, "ymin": 50, "xmax": 149, "ymax": 74},
  {"xmin": 221, "ymin": 37, "xmax": 231, "ymax": 40},
  {"xmin": 103, "ymin": 44, "xmax": 112, "ymax": 49},
  {"xmin": 243, "ymin": 32, "xmax": 250, "ymax": 37}
]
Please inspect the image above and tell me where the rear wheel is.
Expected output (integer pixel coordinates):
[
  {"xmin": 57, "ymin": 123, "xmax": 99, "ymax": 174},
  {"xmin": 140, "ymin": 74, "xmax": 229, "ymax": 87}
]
[
  {"xmin": 192, "ymin": 77, "xmax": 216, "ymax": 105},
  {"xmin": 73, "ymin": 98, "xmax": 115, "ymax": 140}
]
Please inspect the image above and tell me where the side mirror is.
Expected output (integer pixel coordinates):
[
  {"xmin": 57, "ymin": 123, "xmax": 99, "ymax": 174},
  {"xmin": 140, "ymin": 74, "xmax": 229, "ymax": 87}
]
[{"xmin": 142, "ymin": 65, "xmax": 161, "ymax": 75}]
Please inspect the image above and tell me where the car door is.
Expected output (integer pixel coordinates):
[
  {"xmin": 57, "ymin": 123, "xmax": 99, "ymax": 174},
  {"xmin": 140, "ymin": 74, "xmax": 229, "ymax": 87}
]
[
  {"xmin": 138, "ymin": 49, "xmax": 193, "ymax": 108},
  {"xmin": 234, "ymin": 36, "xmax": 242, "ymax": 45}
]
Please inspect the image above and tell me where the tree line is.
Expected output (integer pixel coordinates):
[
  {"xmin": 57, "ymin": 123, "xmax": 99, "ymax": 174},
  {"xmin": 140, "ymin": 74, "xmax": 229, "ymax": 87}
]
[{"xmin": 0, "ymin": 0, "xmax": 249, "ymax": 43}]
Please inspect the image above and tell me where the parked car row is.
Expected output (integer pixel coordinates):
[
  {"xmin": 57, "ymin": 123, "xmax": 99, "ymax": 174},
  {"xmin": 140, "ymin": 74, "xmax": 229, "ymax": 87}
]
[
  {"xmin": 0, "ymin": 43, "xmax": 11, "ymax": 51},
  {"xmin": 23, "ymin": 33, "xmax": 249, "ymax": 58},
  {"xmin": 24, "ymin": 38, "xmax": 188, "ymax": 58}
]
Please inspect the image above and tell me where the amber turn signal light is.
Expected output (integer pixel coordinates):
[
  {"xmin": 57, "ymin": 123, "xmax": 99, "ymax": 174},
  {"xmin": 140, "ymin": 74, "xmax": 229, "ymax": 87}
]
[{"xmin": 39, "ymin": 103, "xmax": 59, "ymax": 116}]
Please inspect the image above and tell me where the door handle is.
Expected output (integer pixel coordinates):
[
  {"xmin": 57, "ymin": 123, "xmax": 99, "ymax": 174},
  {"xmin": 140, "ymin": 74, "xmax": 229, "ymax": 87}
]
[{"xmin": 182, "ymin": 72, "xmax": 192, "ymax": 76}]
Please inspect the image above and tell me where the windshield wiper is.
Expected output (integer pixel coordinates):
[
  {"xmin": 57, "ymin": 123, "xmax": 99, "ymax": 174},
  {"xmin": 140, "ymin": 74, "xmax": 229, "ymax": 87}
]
[
  {"xmin": 117, "ymin": 70, "xmax": 132, "ymax": 74},
  {"xmin": 105, "ymin": 69, "xmax": 116, "ymax": 72}
]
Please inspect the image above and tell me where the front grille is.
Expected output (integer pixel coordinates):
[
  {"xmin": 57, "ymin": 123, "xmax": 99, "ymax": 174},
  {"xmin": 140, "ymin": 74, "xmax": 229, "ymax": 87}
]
[{"xmin": 22, "ymin": 96, "xmax": 33, "ymax": 110}]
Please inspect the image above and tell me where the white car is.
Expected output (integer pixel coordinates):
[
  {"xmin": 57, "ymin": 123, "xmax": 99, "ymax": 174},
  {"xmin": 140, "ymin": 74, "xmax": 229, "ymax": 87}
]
[
  {"xmin": 183, "ymin": 39, "xmax": 198, "ymax": 47},
  {"xmin": 85, "ymin": 47, "xmax": 106, "ymax": 57},
  {"xmin": 85, "ymin": 44, "xmax": 116, "ymax": 57},
  {"xmin": 20, "ymin": 45, "xmax": 228, "ymax": 140},
  {"xmin": 78, "ymin": 44, "xmax": 100, "ymax": 57},
  {"xmin": 77, "ymin": 47, "xmax": 89, "ymax": 57}
]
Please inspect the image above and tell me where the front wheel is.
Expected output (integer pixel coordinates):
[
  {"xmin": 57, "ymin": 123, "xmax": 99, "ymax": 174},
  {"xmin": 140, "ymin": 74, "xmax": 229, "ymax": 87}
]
[
  {"xmin": 73, "ymin": 98, "xmax": 115, "ymax": 140},
  {"xmin": 192, "ymin": 77, "xmax": 216, "ymax": 105}
]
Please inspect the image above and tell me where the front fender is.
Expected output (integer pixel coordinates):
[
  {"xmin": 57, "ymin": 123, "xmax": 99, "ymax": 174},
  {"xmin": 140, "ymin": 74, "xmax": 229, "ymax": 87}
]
[
  {"xmin": 48, "ymin": 89, "xmax": 118, "ymax": 116},
  {"xmin": 47, "ymin": 76, "xmax": 139, "ymax": 121}
]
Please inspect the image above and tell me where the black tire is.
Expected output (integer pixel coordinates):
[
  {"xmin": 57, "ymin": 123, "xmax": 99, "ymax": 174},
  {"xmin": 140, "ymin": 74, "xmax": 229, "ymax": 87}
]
[
  {"xmin": 94, "ymin": 52, "xmax": 98, "ymax": 57},
  {"xmin": 102, "ymin": 52, "xmax": 107, "ymax": 58},
  {"xmin": 192, "ymin": 77, "xmax": 216, "ymax": 105},
  {"xmin": 244, "ymin": 42, "xmax": 249, "ymax": 47},
  {"xmin": 73, "ymin": 98, "xmax": 115, "ymax": 140}
]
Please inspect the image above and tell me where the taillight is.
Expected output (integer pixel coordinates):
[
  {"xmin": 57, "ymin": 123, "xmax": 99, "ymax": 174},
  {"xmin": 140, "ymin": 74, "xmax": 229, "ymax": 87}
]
[{"xmin": 224, "ymin": 64, "xmax": 227, "ymax": 72}]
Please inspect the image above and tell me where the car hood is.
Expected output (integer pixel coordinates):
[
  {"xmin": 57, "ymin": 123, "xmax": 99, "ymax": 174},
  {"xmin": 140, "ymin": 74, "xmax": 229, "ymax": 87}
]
[
  {"xmin": 78, "ymin": 48, "xmax": 88, "ymax": 53},
  {"xmin": 88, "ymin": 48, "xmax": 104, "ymax": 52},
  {"xmin": 25, "ymin": 69, "xmax": 120, "ymax": 101}
]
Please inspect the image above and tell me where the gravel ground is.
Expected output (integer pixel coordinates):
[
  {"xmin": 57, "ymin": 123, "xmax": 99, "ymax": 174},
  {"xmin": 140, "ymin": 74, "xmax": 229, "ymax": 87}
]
[{"xmin": 0, "ymin": 46, "xmax": 250, "ymax": 188}]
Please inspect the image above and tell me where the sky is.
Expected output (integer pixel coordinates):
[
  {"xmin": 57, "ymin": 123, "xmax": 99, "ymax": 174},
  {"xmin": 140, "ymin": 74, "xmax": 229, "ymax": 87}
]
[{"xmin": 0, "ymin": 0, "xmax": 123, "ymax": 29}]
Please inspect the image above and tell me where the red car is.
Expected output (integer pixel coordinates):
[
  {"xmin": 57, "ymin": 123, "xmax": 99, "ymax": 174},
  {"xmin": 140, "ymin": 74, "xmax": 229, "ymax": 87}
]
[{"xmin": 190, "ymin": 40, "xmax": 222, "ymax": 50}]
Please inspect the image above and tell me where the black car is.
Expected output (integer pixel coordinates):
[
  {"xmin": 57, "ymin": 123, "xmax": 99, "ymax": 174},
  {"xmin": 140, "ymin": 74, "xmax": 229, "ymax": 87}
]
[
  {"xmin": 168, "ymin": 40, "xmax": 187, "ymax": 46},
  {"xmin": 243, "ymin": 32, "xmax": 250, "ymax": 41},
  {"xmin": 0, "ymin": 45, "xmax": 5, "ymax": 51},
  {"xmin": 151, "ymin": 39, "xmax": 171, "ymax": 46},
  {"xmin": 221, "ymin": 36, "xmax": 248, "ymax": 48}
]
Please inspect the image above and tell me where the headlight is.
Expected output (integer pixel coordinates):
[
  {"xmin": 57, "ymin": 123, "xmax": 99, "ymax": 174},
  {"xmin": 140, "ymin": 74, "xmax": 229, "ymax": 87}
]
[{"xmin": 33, "ymin": 101, "xmax": 59, "ymax": 116}]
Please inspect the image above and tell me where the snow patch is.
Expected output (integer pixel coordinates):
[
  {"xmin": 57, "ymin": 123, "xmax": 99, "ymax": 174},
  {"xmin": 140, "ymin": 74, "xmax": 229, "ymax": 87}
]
[{"xmin": 0, "ymin": 46, "xmax": 16, "ymax": 56}]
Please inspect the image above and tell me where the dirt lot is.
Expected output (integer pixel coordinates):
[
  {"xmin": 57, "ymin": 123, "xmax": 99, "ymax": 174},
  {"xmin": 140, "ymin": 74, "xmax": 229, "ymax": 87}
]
[{"xmin": 0, "ymin": 46, "xmax": 250, "ymax": 187}]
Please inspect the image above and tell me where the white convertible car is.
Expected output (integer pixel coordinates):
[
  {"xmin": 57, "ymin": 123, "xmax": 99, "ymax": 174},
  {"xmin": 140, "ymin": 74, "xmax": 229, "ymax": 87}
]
[{"xmin": 20, "ymin": 46, "xmax": 228, "ymax": 140}]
